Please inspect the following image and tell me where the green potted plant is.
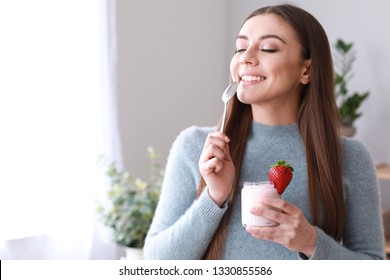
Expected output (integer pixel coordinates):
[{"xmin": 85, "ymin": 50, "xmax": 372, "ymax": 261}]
[
  {"xmin": 334, "ymin": 38, "xmax": 370, "ymax": 137},
  {"xmin": 95, "ymin": 147, "xmax": 163, "ymax": 259}
]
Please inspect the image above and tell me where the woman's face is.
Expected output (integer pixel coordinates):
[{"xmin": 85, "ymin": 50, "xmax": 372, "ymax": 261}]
[{"xmin": 230, "ymin": 13, "xmax": 311, "ymax": 118}]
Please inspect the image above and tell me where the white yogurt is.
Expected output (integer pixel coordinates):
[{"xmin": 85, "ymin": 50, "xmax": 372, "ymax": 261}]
[{"xmin": 241, "ymin": 181, "xmax": 280, "ymax": 227}]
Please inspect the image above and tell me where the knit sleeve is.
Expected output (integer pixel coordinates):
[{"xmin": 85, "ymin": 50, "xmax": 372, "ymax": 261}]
[
  {"xmin": 302, "ymin": 138, "xmax": 386, "ymax": 260},
  {"xmin": 143, "ymin": 126, "xmax": 227, "ymax": 259}
]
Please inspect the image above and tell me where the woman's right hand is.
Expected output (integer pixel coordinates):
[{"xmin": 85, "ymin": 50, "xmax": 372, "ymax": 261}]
[{"xmin": 198, "ymin": 131, "xmax": 235, "ymax": 206}]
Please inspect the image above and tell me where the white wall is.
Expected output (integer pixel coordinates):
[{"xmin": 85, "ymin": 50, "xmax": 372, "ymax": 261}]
[
  {"xmin": 116, "ymin": 0, "xmax": 390, "ymax": 195},
  {"xmin": 115, "ymin": 0, "xmax": 229, "ymax": 178}
]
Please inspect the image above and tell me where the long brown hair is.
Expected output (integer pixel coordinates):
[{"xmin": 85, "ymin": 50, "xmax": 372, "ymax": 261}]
[{"xmin": 197, "ymin": 4, "xmax": 344, "ymax": 259}]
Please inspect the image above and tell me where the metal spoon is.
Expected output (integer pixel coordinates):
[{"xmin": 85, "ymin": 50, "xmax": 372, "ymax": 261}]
[{"xmin": 220, "ymin": 81, "xmax": 238, "ymax": 133}]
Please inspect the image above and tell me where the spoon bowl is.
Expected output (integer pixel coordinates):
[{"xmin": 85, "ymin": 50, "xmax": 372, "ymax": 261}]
[
  {"xmin": 220, "ymin": 81, "xmax": 238, "ymax": 133},
  {"xmin": 222, "ymin": 81, "xmax": 238, "ymax": 103}
]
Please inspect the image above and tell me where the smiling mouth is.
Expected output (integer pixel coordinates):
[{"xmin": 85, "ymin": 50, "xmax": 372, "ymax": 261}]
[{"xmin": 240, "ymin": 75, "xmax": 266, "ymax": 82}]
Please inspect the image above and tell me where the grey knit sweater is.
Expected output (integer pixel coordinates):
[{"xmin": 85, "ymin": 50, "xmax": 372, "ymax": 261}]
[{"xmin": 144, "ymin": 121, "xmax": 385, "ymax": 259}]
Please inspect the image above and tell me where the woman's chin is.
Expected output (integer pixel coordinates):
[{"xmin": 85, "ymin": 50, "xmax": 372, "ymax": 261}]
[{"xmin": 237, "ymin": 92, "xmax": 254, "ymax": 105}]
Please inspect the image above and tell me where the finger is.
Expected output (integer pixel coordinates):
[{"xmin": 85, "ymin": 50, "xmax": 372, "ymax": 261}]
[
  {"xmin": 207, "ymin": 143, "xmax": 225, "ymax": 160},
  {"xmin": 200, "ymin": 133, "xmax": 229, "ymax": 163},
  {"xmin": 203, "ymin": 132, "xmax": 230, "ymax": 150},
  {"xmin": 208, "ymin": 136, "xmax": 227, "ymax": 152},
  {"xmin": 200, "ymin": 157, "xmax": 223, "ymax": 175},
  {"xmin": 199, "ymin": 144, "xmax": 225, "ymax": 164},
  {"xmin": 246, "ymin": 225, "xmax": 280, "ymax": 241},
  {"xmin": 250, "ymin": 206, "xmax": 286, "ymax": 224},
  {"xmin": 259, "ymin": 197, "xmax": 299, "ymax": 214},
  {"xmin": 210, "ymin": 131, "xmax": 230, "ymax": 143}
]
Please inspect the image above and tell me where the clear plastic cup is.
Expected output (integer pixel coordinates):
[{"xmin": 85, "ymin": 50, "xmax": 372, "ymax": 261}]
[{"xmin": 241, "ymin": 181, "xmax": 280, "ymax": 227}]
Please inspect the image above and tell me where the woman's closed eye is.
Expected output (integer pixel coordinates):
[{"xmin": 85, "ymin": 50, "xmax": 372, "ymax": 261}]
[
  {"xmin": 234, "ymin": 48, "xmax": 246, "ymax": 54},
  {"xmin": 234, "ymin": 48, "xmax": 278, "ymax": 54},
  {"xmin": 261, "ymin": 48, "xmax": 277, "ymax": 53}
]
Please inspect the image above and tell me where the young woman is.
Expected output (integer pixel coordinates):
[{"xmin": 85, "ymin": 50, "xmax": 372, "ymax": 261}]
[{"xmin": 143, "ymin": 4, "xmax": 385, "ymax": 259}]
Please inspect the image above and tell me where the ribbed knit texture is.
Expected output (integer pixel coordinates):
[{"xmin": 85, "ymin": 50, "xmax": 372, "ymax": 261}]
[{"xmin": 144, "ymin": 121, "xmax": 385, "ymax": 259}]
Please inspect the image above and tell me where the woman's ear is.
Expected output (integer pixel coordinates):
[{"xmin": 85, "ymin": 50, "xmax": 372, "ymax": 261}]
[{"xmin": 300, "ymin": 59, "xmax": 311, "ymax": 85}]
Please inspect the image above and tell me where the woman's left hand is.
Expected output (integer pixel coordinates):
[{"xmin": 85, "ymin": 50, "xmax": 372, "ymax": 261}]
[{"xmin": 246, "ymin": 197, "xmax": 317, "ymax": 258}]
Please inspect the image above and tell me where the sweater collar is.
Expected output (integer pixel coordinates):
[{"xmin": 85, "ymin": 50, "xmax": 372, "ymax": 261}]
[{"xmin": 250, "ymin": 120, "xmax": 299, "ymax": 138}]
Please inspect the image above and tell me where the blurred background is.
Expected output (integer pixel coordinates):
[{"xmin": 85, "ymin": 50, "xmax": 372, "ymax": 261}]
[{"xmin": 0, "ymin": 0, "xmax": 389, "ymax": 259}]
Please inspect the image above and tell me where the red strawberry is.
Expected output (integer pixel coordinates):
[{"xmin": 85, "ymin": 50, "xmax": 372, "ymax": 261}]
[{"xmin": 268, "ymin": 160, "xmax": 294, "ymax": 195}]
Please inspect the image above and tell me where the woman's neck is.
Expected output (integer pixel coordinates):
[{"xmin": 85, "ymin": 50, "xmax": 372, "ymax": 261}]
[
  {"xmin": 251, "ymin": 105, "xmax": 298, "ymax": 125},
  {"xmin": 249, "ymin": 90, "xmax": 300, "ymax": 125}
]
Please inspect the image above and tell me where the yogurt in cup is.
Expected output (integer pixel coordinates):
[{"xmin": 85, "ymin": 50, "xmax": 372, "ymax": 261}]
[{"xmin": 241, "ymin": 181, "xmax": 280, "ymax": 227}]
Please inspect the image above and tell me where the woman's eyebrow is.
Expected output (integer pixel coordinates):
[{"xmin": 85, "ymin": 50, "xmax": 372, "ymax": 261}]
[{"xmin": 236, "ymin": 34, "xmax": 286, "ymax": 44}]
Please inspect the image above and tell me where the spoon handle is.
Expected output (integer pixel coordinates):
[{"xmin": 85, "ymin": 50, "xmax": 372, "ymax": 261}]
[{"xmin": 220, "ymin": 102, "xmax": 228, "ymax": 133}]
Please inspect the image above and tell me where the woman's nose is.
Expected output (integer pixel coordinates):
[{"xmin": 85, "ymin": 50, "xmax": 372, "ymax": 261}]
[{"xmin": 239, "ymin": 47, "xmax": 259, "ymax": 65}]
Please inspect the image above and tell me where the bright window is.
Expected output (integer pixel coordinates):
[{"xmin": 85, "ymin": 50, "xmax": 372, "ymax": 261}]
[{"xmin": 0, "ymin": 0, "xmax": 108, "ymax": 248}]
